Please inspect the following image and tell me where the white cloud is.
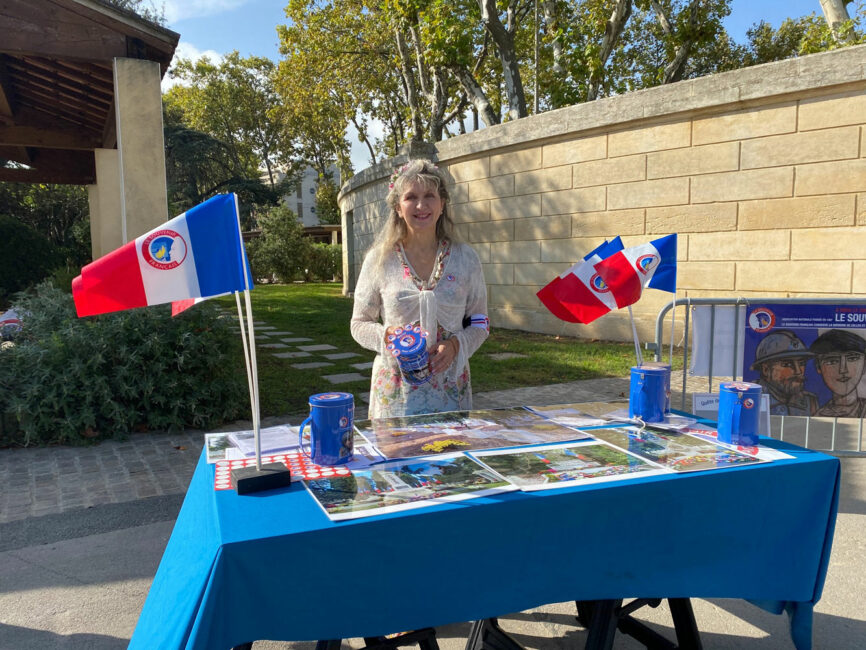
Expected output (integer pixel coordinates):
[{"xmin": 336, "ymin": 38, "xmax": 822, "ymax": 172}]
[
  {"xmin": 161, "ymin": 42, "xmax": 224, "ymax": 91},
  {"xmin": 161, "ymin": 0, "xmax": 254, "ymax": 23}
]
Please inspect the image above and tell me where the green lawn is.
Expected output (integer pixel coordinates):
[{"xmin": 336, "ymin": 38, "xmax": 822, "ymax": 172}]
[{"xmin": 217, "ymin": 283, "xmax": 681, "ymax": 417}]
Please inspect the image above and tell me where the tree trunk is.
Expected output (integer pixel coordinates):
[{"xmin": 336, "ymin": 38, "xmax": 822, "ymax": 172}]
[
  {"xmin": 450, "ymin": 64, "xmax": 500, "ymax": 127},
  {"xmin": 350, "ymin": 114, "xmax": 377, "ymax": 166},
  {"xmin": 429, "ymin": 67, "xmax": 449, "ymax": 142},
  {"xmin": 479, "ymin": 0, "xmax": 528, "ymax": 120},
  {"xmin": 819, "ymin": 0, "xmax": 853, "ymax": 42},
  {"xmin": 652, "ymin": 0, "xmax": 700, "ymax": 84},
  {"xmin": 542, "ymin": 0, "xmax": 563, "ymax": 75},
  {"xmin": 587, "ymin": 0, "xmax": 631, "ymax": 101},
  {"xmin": 394, "ymin": 28, "xmax": 425, "ymax": 142}
]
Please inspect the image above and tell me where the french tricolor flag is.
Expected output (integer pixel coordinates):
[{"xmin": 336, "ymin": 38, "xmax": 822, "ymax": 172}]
[
  {"xmin": 72, "ymin": 194, "xmax": 252, "ymax": 318},
  {"xmin": 593, "ymin": 234, "xmax": 677, "ymax": 309},
  {"xmin": 536, "ymin": 238, "xmax": 624, "ymax": 324}
]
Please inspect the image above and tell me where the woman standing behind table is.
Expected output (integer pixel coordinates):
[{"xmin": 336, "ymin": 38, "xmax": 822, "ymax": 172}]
[{"xmin": 350, "ymin": 159, "xmax": 489, "ymax": 418}]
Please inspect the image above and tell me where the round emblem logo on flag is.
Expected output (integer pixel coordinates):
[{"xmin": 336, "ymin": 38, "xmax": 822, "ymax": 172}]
[
  {"xmin": 636, "ymin": 254, "xmax": 659, "ymax": 274},
  {"xmin": 590, "ymin": 273, "xmax": 610, "ymax": 292},
  {"xmin": 142, "ymin": 229, "xmax": 188, "ymax": 270}
]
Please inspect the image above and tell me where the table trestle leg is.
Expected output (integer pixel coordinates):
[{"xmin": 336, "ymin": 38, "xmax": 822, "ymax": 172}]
[{"xmin": 464, "ymin": 618, "xmax": 524, "ymax": 650}]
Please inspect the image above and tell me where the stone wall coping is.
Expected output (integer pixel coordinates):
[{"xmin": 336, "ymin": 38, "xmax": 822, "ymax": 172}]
[{"xmin": 339, "ymin": 44, "xmax": 866, "ymax": 201}]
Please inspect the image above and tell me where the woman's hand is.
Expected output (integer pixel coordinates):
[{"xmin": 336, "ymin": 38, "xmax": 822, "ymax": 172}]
[{"xmin": 429, "ymin": 337, "xmax": 459, "ymax": 375}]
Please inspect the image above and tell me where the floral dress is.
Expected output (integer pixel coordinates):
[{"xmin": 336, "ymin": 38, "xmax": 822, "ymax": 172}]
[{"xmin": 350, "ymin": 240, "xmax": 489, "ymax": 418}]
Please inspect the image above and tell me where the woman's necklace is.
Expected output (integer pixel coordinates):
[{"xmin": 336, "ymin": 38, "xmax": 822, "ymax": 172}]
[{"xmin": 402, "ymin": 241, "xmax": 439, "ymax": 284}]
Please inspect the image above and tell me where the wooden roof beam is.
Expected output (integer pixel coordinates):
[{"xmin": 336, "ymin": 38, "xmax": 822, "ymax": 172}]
[
  {"xmin": 0, "ymin": 0, "xmax": 178, "ymax": 68},
  {"xmin": 0, "ymin": 166, "xmax": 95, "ymax": 185},
  {"xmin": 15, "ymin": 87, "xmax": 106, "ymax": 125},
  {"xmin": 0, "ymin": 57, "xmax": 15, "ymax": 122},
  {"xmin": 0, "ymin": 125, "xmax": 101, "ymax": 150},
  {"xmin": 1, "ymin": 0, "xmax": 129, "ymax": 63},
  {"xmin": 8, "ymin": 59, "xmax": 114, "ymax": 104},
  {"xmin": 0, "ymin": 144, "xmax": 32, "ymax": 165}
]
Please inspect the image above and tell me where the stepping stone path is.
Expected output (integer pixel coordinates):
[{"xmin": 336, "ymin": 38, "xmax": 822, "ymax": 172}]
[
  {"xmin": 323, "ymin": 372, "xmax": 367, "ymax": 385},
  {"xmin": 323, "ymin": 352, "xmax": 360, "ymax": 360},
  {"xmin": 250, "ymin": 318, "xmax": 373, "ymax": 393},
  {"xmin": 291, "ymin": 362, "xmax": 334, "ymax": 370}
]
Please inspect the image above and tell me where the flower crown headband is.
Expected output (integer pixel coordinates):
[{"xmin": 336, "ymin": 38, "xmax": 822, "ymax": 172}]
[{"xmin": 388, "ymin": 162, "xmax": 439, "ymax": 189}]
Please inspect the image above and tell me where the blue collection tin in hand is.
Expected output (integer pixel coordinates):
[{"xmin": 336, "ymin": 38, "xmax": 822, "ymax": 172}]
[
  {"xmin": 387, "ymin": 324, "xmax": 432, "ymax": 386},
  {"xmin": 299, "ymin": 392, "xmax": 354, "ymax": 466},
  {"xmin": 717, "ymin": 381, "xmax": 762, "ymax": 447},
  {"xmin": 628, "ymin": 365, "xmax": 669, "ymax": 423}
]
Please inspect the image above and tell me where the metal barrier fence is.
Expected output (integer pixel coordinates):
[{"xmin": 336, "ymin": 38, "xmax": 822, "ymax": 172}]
[{"xmin": 649, "ymin": 297, "xmax": 866, "ymax": 458}]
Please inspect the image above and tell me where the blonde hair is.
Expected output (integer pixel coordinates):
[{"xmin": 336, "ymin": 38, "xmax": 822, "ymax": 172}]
[{"xmin": 368, "ymin": 159, "xmax": 457, "ymax": 268}]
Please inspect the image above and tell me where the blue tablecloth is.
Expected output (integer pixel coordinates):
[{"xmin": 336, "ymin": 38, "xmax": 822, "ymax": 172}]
[{"xmin": 130, "ymin": 436, "xmax": 839, "ymax": 650}]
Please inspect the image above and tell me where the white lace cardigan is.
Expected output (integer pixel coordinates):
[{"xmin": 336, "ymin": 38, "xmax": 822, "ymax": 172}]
[{"xmin": 350, "ymin": 241, "xmax": 489, "ymax": 405}]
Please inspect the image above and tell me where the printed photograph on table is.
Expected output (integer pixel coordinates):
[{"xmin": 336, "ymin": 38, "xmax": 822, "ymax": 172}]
[
  {"xmin": 590, "ymin": 426, "xmax": 766, "ymax": 472},
  {"xmin": 205, "ymin": 432, "xmax": 244, "ymax": 463},
  {"xmin": 470, "ymin": 441, "xmax": 667, "ymax": 490},
  {"xmin": 355, "ymin": 407, "xmax": 590, "ymax": 459},
  {"xmin": 524, "ymin": 404, "xmax": 608, "ymax": 428},
  {"xmin": 303, "ymin": 452, "xmax": 515, "ymax": 521},
  {"xmin": 744, "ymin": 303, "xmax": 866, "ymax": 418},
  {"xmin": 677, "ymin": 423, "xmax": 794, "ymax": 462}
]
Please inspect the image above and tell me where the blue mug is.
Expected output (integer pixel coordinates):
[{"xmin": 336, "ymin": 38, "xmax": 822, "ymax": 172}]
[
  {"xmin": 629, "ymin": 365, "xmax": 668, "ymax": 423},
  {"xmin": 717, "ymin": 381, "xmax": 762, "ymax": 447},
  {"xmin": 299, "ymin": 392, "xmax": 354, "ymax": 466}
]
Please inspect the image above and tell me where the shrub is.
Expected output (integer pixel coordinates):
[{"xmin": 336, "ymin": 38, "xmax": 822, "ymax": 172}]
[
  {"xmin": 246, "ymin": 204, "xmax": 311, "ymax": 282},
  {"xmin": 0, "ymin": 215, "xmax": 63, "ymax": 303},
  {"xmin": 0, "ymin": 283, "xmax": 248, "ymax": 446},
  {"xmin": 305, "ymin": 243, "xmax": 342, "ymax": 281}
]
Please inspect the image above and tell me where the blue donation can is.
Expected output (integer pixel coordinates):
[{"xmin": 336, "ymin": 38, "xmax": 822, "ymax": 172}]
[
  {"xmin": 387, "ymin": 324, "xmax": 432, "ymax": 386},
  {"xmin": 299, "ymin": 392, "xmax": 354, "ymax": 466},
  {"xmin": 638, "ymin": 361, "xmax": 672, "ymax": 413},
  {"xmin": 717, "ymin": 381, "xmax": 762, "ymax": 447},
  {"xmin": 629, "ymin": 365, "xmax": 669, "ymax": 423}
]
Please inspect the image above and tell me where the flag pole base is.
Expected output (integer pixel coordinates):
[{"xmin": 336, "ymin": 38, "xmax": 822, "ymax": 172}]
[{"xmin": 231, "ymin": 463, "xmax": 292, "ymax": 495}]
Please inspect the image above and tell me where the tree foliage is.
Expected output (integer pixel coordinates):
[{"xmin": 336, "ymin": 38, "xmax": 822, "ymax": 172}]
[
  {"xmin": 273, "ymin": 0, "xmax": 865, "ymax": 165},
  {"xmin": 0, "ymin": 183, "xmax": 91, "ymax": 269},
  {"xmin": 315, "ymin": 178, "xmax": 341, "ymax": 226},
  {"xmin": 164, "ymin": 52, "xmax": 292, "ymax": 188}
]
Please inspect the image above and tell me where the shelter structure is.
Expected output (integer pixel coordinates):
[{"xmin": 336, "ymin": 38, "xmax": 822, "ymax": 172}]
[{"xmin": 0, "ymin": 0, "xmax": 179, "ymax": 257}]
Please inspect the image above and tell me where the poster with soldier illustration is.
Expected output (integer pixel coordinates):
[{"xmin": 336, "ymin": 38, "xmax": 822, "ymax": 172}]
[{"xmin": 743, "ymin": 304, "xmax": 866, "ymax": 418}]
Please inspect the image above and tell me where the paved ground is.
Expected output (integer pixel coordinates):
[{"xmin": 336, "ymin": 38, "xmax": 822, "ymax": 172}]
[{"xmin": 1, "ymin": 375, "xmax": 864, "ymax": 649}]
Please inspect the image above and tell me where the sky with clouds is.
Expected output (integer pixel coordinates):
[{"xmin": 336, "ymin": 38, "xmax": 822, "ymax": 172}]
[{"xmin": 160, "ymin": 0, "xmax": 828, "ymax": 171}]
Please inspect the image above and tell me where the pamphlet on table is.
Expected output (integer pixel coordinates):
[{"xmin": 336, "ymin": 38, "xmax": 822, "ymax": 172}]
[
  {"xmin": 354, "ymin": 407, "xmax": 590, "ymax": 460},
  {"xmin": 470, "ymin": 440, "xmax": 667, "ymax": 490},
  {"xmin": 303, "ymin": 452, "xmax": 515, "ymax": 521},
  {"xmin": 589, "ymin": 426, "xmax": 767, "ymax": 472},
  {"xmin": 525, "ymin": 404, "xmax": 608, "ymax": 428},
  {"xmin": 205, "ymin": 425, "xmax": 384, "ymax": 467}
]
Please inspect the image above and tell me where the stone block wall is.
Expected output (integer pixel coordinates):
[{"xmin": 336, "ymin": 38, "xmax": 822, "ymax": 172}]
[{"xmin": 338, "ymin": 45, "xmax": 866, "ymax": 343}]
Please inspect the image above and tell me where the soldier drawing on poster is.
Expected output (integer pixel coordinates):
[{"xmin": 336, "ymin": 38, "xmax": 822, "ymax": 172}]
[{"xmin": 744, "ymin": 304, "xmax": 866, "ymax": 418}]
